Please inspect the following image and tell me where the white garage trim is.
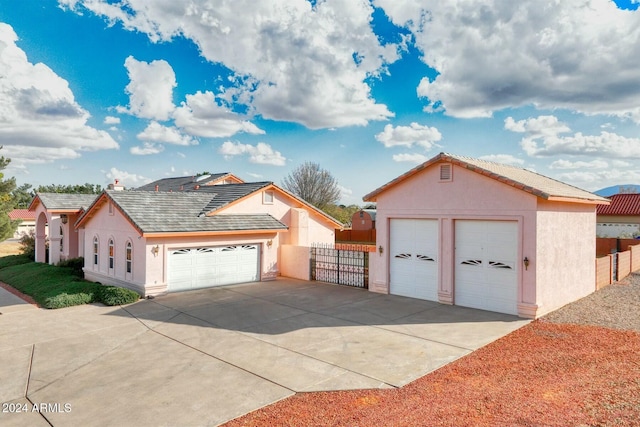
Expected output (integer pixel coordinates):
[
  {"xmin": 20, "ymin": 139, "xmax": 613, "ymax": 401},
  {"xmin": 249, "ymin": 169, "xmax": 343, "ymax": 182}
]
[
  {"xmin": 168, "ymin": 244, "xmax": 260, "ymax": 292},
  {"xmin": 454, "ymin": 220, "xmax": 518, "ymax": 315},
  {"xmin": 389, "ymin": 219, "xmax": 439, "ymax": 301}
]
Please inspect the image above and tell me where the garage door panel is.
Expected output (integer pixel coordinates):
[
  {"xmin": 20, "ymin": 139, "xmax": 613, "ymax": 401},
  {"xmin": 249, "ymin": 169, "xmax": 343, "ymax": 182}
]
[
  {"xmin": 168, "ymin": 244, "xmax": 259, "ymax": 291},
  {"xmin": 455, "ymin": 220, "xmax": 518, "ymax": 315},
  {"xmin": 390, "ymin": 219, "xmax": 439, "ymax": 301}
]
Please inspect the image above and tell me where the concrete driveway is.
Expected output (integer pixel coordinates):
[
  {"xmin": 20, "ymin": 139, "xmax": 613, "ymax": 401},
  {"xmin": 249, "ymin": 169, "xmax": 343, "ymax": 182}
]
[{"xmin": 0, "ymin": 278, "xmax": 528, "ymax": 426}]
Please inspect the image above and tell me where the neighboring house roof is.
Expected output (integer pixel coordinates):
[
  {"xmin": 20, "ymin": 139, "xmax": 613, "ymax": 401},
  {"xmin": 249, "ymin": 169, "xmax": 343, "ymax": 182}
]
[
  {"xmin": 135, "ymin": 173, "xmax": 243, "ymax": 192},
  {"xmin": 76, "ymin": 190, "xmax": 287, "ymax": 235},
  {"xmin": 28, "ymin": 193, "xmax": 98, "ymax": 212},
  {"xmin": 8, "ymin": 209, "xmax": 36, "ymax": 221},
  {"xmin": 596, "ymin": 194, "xmax": 640, "ymax": 216},
  {"xmin": 194, "ymin": 182, "xmax": 273, "ymax": 213},
  {"xmin": 363, "ymin": 152, "xmax": 609, "ymax": 205}
]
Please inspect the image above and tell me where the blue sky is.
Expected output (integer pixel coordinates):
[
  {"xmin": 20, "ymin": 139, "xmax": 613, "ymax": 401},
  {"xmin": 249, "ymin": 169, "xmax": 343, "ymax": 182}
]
[{"xmin": 1, "ymin": 0, "xmax": 640, "ymax": 204}]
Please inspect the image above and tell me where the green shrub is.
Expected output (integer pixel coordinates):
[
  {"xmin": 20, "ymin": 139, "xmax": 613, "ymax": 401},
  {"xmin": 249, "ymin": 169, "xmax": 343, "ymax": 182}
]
[
  {"xmin": 18, "ymin": 229, "xmax": 36, "ymax": 259},
  {"xmin": 0, "ymin": 254, "xmax": 32, "ymax": 269},
  {"xmin": 44, "ymin": 292, "xmax": 95, "ymax": 309},
  {"xmin": 57, "ymin": 257, "xmax": 85, "ymax": 277},
  {"xmin": 98, "ymin": 286, "xmax": 140, "ymax": 306}
]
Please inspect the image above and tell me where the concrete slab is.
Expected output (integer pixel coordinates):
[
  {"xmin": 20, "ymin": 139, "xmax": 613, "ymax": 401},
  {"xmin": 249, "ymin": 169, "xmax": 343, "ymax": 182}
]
[
  {"xmin": 294, "ymin": 324, "xmax": 471, "ymax": 387},
  {"xmin": 154, "ymin": 313, "xmax": 388, "ymax": 392},
  {"xmin": 381, "ymin": 305, "xmax": 529, "ymax": 350},
  {"xmin": 183, "ymin": 297, "xmax": 307, "ymax": 330},
  {"xmin": 28, "ymin": 330, "xmax": 292, "ymax": 427},
  {"xmin": 0, "ymin": 398, "xmax": 51, "ymax": 427},
  {"xmin": 0, "ymin": 287, "xmax": 36, "ymax": 314},
  {"xmin": 0, "ymin": 345, "xmax": 32, "ymax": 402},
  {"xmin": 0, "ymin": 278, "xmax": 528, "ymax": 426}
]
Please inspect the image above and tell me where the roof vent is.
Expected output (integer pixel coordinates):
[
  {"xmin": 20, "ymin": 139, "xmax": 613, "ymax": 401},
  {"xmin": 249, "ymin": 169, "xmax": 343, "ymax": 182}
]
[{"xmin": 439, "ymin": 164, "xmax": 452, "ymax": 181}]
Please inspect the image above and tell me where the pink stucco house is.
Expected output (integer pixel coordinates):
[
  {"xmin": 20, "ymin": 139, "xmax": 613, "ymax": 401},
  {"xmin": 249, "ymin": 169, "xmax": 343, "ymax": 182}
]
[
  {"xmin": 29, "ymin": 174, "xmax": 340, "ymax": 297},
  {"xmin": 363, "ymin": 153, "xmax": 609, "ymax": 318}
]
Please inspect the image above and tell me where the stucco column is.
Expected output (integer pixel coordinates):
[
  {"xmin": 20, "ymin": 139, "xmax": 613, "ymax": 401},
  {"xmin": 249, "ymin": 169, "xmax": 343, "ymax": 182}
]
[
  {"xmin": 35, "ymin": 211, "xmax": 48, "ymax": 263},
  {"xmin": 49, "ymin": 217, "xmax": 62, "ymax": 265}
]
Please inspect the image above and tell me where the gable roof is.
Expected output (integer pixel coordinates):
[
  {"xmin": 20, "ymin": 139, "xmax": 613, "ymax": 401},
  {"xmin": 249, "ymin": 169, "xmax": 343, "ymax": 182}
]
[
  {"xmin": 76, "ymin": 190, "xmax": 287, "ymax": 235},
  {"xmin": 9, "ymin": 209, "xmax": 36, "ymax": 221},
  {"xmin": 135, "ymin": 173, "xmax": 243, "ymax": 192},
  {"xmin": 596, "ymin": 194, "xmax": 640, "ymax": 215},
  {"xmin": 363, "ymin": 152, "xmax": 609, "ymax": 205},
  {"xmin": 28, "ymin": 193, "xmax": 98, "ymax": 212}
]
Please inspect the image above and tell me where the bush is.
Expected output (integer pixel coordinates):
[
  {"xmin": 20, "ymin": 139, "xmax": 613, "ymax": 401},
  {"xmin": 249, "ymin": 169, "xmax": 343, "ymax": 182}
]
[
  {"xmin": 0, "ymin": 254, "xmax": 32, "ymax": 269},
  {"xmin": 44, "ymin": 292, "xmax": 95, "ymax": 309},
  {"xmin": 98, "ymin": 286, "xmax": 140, "ymax": 306},
  {"xmin": 57, "ymin": 257, "xmax": 85, "ymax": 277},
  {"xmin": 18, "ymin": 229, "xmax": 36, "ymax": 259}
]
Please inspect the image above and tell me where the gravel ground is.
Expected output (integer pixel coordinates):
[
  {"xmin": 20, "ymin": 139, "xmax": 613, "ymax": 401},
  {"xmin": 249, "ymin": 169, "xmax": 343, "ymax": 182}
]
[{"xmin": 542, "ymin": 271, "xmax": 640, "ymax": 332}]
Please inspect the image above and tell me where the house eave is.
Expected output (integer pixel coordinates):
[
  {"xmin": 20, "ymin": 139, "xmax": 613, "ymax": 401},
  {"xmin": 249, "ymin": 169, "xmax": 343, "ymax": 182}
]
[{"xmin": 141, "ymin": 228, "xmax": 288, "ymax": 238}]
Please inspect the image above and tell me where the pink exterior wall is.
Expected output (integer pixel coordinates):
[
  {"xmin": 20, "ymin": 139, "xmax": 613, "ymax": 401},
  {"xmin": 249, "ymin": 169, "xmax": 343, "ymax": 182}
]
[
  {"xmin": 278, "ymin": 244, "xmax": 310, "ymax": 280},
  {"xmin": 221, "ymin": 189, "xmax": 335, "ymax": 245},
  {"xmin": 369, "ymin": 162, "xmax": 597, "ymax": 318},
  {"xmin": 534, "ymin": 201, "xmax": 597, "ymax": 316},
  {"xmin": 82, "ymin": 203, "xmax": 147, "ymax": 294}
]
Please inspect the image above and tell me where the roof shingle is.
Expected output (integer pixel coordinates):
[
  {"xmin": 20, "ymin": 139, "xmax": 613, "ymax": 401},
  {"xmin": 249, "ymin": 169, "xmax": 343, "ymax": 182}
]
[
  {"xmin": 32, "ymin": 193, "xmax": 98, "ymax": 211},
  {"xmin": 596, "ymin": 194, "xmax": 640, "ymax": 215}
]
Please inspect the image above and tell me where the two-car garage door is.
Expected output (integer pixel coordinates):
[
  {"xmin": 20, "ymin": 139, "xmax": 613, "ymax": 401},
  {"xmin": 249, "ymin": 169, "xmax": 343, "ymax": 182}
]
[
  {"xmin": 389, "ymin": 219, "xmax": 518, "ymax": 315},
  {"xmin": 167, "ymin": 244, "xmax": 259, "ymax": 292}
]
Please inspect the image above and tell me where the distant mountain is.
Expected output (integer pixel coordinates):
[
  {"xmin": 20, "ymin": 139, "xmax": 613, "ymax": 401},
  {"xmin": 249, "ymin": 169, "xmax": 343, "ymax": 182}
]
[{"xmin": 594, "ymin": 184, "xmax": 640, "ymax": 197}]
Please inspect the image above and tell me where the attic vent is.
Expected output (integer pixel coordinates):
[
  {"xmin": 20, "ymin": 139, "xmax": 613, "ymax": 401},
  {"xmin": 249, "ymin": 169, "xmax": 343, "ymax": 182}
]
[{"xmin": 439, "ymin": 164, "xmax": 452, "ymax": 181}]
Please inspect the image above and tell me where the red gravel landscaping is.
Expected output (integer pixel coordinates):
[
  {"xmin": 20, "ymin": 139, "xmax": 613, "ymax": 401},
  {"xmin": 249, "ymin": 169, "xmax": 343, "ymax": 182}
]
[{"xmin": 225, "ymin": 321, "xmax": 640, "ymax": 426}]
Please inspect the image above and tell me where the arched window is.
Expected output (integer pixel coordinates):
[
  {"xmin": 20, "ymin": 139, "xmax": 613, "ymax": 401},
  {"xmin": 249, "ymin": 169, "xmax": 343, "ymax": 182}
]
[
  {"xmin": 108, "ymin": 239, "xmax": 115, "ymax": 271},
  {"xmin": 60, "ymin": 226, "xmax": 64, "ymax": 253},
  {"xmin": 93, "ymin": 236, "xmax": 99, "ymax": 265},
  {"xmin": 126, "ymin": 241, "xmax": 132, "ymax": 275}
]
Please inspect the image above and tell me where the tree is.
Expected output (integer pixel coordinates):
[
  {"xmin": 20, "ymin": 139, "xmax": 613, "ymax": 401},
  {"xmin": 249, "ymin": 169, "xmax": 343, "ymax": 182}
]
[
  {"xmin": 0, "ymin": 148, "xmax": 18, "ymax": 240},
  {"xmin": 322, "ymin": 204, "xmax": 361, "ymax": 225},
  {"xmin": 35, "ymin": 183, "xmax": 102, "ymax": 194},
  {"xmin": 12, "ymin": 183, "xmax": 34, "ymax": 209},
  {"xmin": 282, "ymin": 162, "xmax": 341, "ymax": 210}
]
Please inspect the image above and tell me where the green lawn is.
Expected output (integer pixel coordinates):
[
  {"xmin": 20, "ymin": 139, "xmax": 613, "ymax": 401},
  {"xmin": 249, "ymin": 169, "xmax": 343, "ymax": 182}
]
[{"xmin": 0, "ymin": 258, "xmax": 140, "ymax": 309}]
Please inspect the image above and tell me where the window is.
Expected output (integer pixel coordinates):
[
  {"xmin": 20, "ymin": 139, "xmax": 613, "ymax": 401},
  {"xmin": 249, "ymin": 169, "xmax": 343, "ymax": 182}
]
[
  {"xmin": 263, "ymin": 190, "xmax": 274, "ymax": 204},
  {"xmin": 126, "ymin": 241, "xmax": 132, "ymax": 274},
  {"xmin": 108, "ymin": 202, "xmax": 114, "ymax": 215},
  {"xmin": 109, "ymin": 239, "xmax": 114, "ymax": 270},
  {"xmin": 60, "ymin": 226, "xmax": 64, "ymax": 253},
  {"xmin": 93, "ymin": 237, "xmax": 99, "ymax": 265}
]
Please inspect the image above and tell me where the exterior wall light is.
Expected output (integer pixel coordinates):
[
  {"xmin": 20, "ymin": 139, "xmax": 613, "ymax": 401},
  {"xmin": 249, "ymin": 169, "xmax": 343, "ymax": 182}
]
[
  {"xmin": 60, "ymin": 214, "xmax": 68, "ymax": 225},
  {"xmin": 378, "ymin": 245, "xmax": 384, "ymax": 255},
  {"xmin": 152, "ymin": 245, "xmax": 160, "ymax": 256},
  {"xmin": 266, "ymin": 239, "xmax": 273, "ymax": 248},
  {"xmin": 523, "ymin": 257, "xmax": 530, "ymax": 270}
]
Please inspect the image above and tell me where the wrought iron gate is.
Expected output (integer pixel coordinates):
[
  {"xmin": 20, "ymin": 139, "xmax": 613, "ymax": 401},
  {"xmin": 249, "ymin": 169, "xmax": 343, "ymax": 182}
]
[{"xmin": 310, "ymin": 243, "xmax": 369, "ymax": 288}]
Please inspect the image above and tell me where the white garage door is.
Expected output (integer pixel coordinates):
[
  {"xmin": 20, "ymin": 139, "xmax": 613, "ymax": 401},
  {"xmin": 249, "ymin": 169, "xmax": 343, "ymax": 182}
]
[
  {"xmin": 454, "ymin": 220, "xmax": 518, "ymax": 315},
  {"xmin": 389, "ymin": 219, "xmax": 439, "ymax": 301},
  {"xmin": 168, "ymin": 244, "xmax": 259, "ymax": 292}
]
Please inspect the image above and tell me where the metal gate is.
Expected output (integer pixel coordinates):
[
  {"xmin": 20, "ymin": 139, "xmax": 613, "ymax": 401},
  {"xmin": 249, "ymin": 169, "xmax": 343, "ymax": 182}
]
[{"xmin": 310, "ymin": 243, "xmax": 369, "ymax": 288}]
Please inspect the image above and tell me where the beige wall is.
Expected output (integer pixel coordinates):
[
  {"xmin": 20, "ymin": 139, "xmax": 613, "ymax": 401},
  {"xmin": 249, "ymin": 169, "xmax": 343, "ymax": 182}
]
[
  {"xmin": 280, "ymin": 244, "xmax": 310, "ymax": 280},
  {"xmin": 534, "ymin": 201, "xmax": 596, "ymax": 316}
]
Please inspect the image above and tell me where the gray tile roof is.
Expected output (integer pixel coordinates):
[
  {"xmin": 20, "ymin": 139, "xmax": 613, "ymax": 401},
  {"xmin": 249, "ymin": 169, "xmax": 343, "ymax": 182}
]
[
  {"xmin": 194, "ymin": 182, "xmax": 272, "ymax": 212},
  {"xmin": 364, "ymin": 152, "xmax": 609, "ymax": 204},
  {"xmin": 34, "ymin": 193, "xmax": 98, "ymax": 210},
  {"xmin": 135, "ymin": 173, "xmax": 233, "ymax": 192},
  {"xmin": 106, "ymin": 190, "xmax": 286, "ymax": 234}
]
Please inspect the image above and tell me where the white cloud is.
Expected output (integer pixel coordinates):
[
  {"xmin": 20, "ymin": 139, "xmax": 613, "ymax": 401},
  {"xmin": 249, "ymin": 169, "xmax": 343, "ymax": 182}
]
[
  {"xmin": 246, "ymin": 172, "xmax": 263, "ymax": 179},
  {"xmin": 137, "ymin": 121, "xmax": 197, "ymax": 146},
  {"xmin": 0, "ymin": 23, "xmax": 118, "ymax": 170},
  {"xmin": 375, "ymin": 122, "xmax": 442, "ymax": 149},
  {"xmin": 392, "ymin": 153, "xmax": 428, "ymax": 163},
  {"xmin": 116, "ymin": 56, "xmax": 176, "ymax": 121},
  {"xmin": 556, "ymin": 168, "xmax": 640, "ymax": 192},
  {"xmin": 61, "ymin": 0, "xmax": 399, "ymax": 129},
  {"xmin": 219, "ymin": 141, "xmax": 286, "ymax": 166},
  {"xmin": 549, "ymin": 159, "xmax": 608, "ymax": 170},
  {"xmin": 478, "ymin": 154, "xmax": 525, "ymax": 166},
  {"xmin": 105, "ymin": 167, "xmax": 151, "ymax": 188},
  {"xmin": 104, "ymin": 116, "xmax": 120, "ymax": 124},
  {"xmin": 504, "ymin": 114, "xmax": 640, "ymax": 159},
  {"xmin": 376, "ymin": 0, "xmax": 640, "ymax": 121},
  {"xmin": 130, "ymin": 142, "xmax": 165, "ymax": 156},
  {"xmin": 173, "ymin": 91, "xmax": 264, "ymax": 138}
]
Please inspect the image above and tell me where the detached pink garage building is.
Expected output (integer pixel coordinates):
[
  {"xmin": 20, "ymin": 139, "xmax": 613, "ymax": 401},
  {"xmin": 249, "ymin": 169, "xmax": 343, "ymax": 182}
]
[{"xmin": 364, "ymin": 153, "xmax": 609, "ymax": 318}]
